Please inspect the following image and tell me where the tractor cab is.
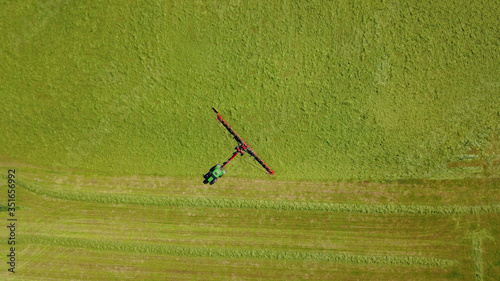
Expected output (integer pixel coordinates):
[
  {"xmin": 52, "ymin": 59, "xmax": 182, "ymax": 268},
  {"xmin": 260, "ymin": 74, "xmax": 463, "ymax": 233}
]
[{"xmin": 203, "ymin": 164, "xmax": 226, "ymax": 185}]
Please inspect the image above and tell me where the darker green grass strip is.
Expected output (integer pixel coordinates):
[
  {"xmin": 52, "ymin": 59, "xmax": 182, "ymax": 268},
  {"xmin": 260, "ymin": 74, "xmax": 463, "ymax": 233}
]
[
  {"xmin": 22, "ymin": 235, "xmax": 457, "ymax": 267},
  {"xmin": 20, "ymin": 179, "xmax": 500, "ymax": 215}
]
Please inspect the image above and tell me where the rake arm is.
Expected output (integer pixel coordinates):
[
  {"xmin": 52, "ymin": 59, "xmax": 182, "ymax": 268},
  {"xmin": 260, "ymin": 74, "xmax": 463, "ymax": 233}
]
[
  {"xmin": 246, "ymin": 147, "xmax": 275, "ymax": 175},
  {"xmin": 212, "ymin": 107, "xmax": 275, "ymax": 175},
  {"xmin": 213, "ymin": 108, "xmax": 245, "ymax": 145}
]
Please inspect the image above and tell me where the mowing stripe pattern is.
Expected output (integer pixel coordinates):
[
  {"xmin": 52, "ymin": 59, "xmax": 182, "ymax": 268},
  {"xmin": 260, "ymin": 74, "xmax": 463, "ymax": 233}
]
[
  {"xmin": 20, "ymin": 180, "xmax": 500, "ymax": 215},
  {"xmin": 22, "ymin": 235, "xmax": 458, "ymax": 267}
]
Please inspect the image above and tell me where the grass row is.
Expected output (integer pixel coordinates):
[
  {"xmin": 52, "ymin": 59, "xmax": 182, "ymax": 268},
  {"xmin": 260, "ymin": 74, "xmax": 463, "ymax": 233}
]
[
  {"xmin": 20, "ymin": 179, "xmax": 500, "ymax": 215},
  {"xmin": 22, "ymin": 235, "xmax": 458, "ymax": 267},
  {"xmin": 472, "ymin": 237, "xmax": 483, "ymax": 281},
  {"xmin": 469, "ymin": 229, "xmax": 494, "ymax": 281}
]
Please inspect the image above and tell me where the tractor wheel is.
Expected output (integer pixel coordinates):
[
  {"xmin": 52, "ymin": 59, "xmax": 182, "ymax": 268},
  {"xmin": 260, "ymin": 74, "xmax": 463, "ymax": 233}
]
[
  {"xmin": 203, "ymin": 179, "xmax": 208, "ymax": 184},
  {"xmin": 210, "ymin": 178, "xmax": 217, "ymax": 185}
]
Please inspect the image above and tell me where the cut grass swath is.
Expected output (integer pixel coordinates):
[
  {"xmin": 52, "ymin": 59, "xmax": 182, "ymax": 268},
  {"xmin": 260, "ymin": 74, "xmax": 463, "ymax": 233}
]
[
  {"xmin": 20, "ymin": 179, "xmax": 500, "ymax": 215},
  {"xmin": 22, "ymin": 235, "xmax": 458, "ymax": 267}
]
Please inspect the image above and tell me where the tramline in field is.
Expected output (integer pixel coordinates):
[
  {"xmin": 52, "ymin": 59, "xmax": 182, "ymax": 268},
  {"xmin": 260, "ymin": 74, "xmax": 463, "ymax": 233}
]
[{"xmin": 203, "ymin": 108, "xmax": 275, "ymax": 185}]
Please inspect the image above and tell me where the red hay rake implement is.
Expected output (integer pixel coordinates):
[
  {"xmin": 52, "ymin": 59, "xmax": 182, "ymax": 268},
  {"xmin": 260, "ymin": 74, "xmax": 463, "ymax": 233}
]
[{"xmin": 203, "ymin": 108, "xmax": 274, "ymax": 185}]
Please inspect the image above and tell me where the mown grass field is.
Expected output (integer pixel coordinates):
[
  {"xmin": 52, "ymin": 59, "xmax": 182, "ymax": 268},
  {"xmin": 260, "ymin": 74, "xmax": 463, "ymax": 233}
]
[
  {"xmin": 0, "ymin": 0, "xmax": 499, "ymax": 280},
  {"xmin": 0, "ymin": 165, "xmax": 498, "ymax": 280}
]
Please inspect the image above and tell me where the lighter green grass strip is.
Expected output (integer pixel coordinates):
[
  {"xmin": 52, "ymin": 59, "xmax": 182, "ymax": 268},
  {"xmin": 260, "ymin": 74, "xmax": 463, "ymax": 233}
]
[
  {"xmin": 22, "ymin": 235, "xmax": 457, "ymax": 267},
  {"xmin": 472, "ymin": 237, "xmax": 483, "ymax": 281},
  {"xmin": 470, "ymin": 229, "xmax": 495, "ymax": 281},
  {"xmin": 20, "ymin": 180, "xmax": 500, "ymax": 215}
]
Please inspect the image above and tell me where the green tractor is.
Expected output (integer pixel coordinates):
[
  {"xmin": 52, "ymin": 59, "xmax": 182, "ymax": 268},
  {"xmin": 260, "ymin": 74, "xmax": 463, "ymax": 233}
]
[{"xmin": 203, "ymin": 164, "xmax": 226, "ymax": 185}]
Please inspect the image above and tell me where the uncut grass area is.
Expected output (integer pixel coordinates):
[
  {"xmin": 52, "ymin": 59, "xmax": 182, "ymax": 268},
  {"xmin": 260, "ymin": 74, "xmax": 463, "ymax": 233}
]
[
  {"xmin": 0, "ymin": 0, "xmax": 499, "ymax": 280},
  {"xmin": 0, "ymin": 0, "xmax": 499, "ymax": 181}
]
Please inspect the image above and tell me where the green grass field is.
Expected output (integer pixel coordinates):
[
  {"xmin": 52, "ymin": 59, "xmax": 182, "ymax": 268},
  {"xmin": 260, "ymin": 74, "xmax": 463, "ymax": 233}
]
[{"xmin": 1, "ymin": 0, "xmax": 499, "ymax": 280}]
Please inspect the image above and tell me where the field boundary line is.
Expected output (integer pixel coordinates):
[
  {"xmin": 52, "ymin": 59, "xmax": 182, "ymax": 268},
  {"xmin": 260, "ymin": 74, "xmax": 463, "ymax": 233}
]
[
  {"xmin": 469, "ymin": 229, "xmax": 495, "ymax": 281},
  {"xmin": 473, "ymin": 236, "xmax": 484, "ymax": 281},
  {"xmin": 19, "ymin": 179, "xmax": 500, "ymax": 215},
  {"xmin": 21, "ymin": 235, "xmax": 458, "ymax": 267}
]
